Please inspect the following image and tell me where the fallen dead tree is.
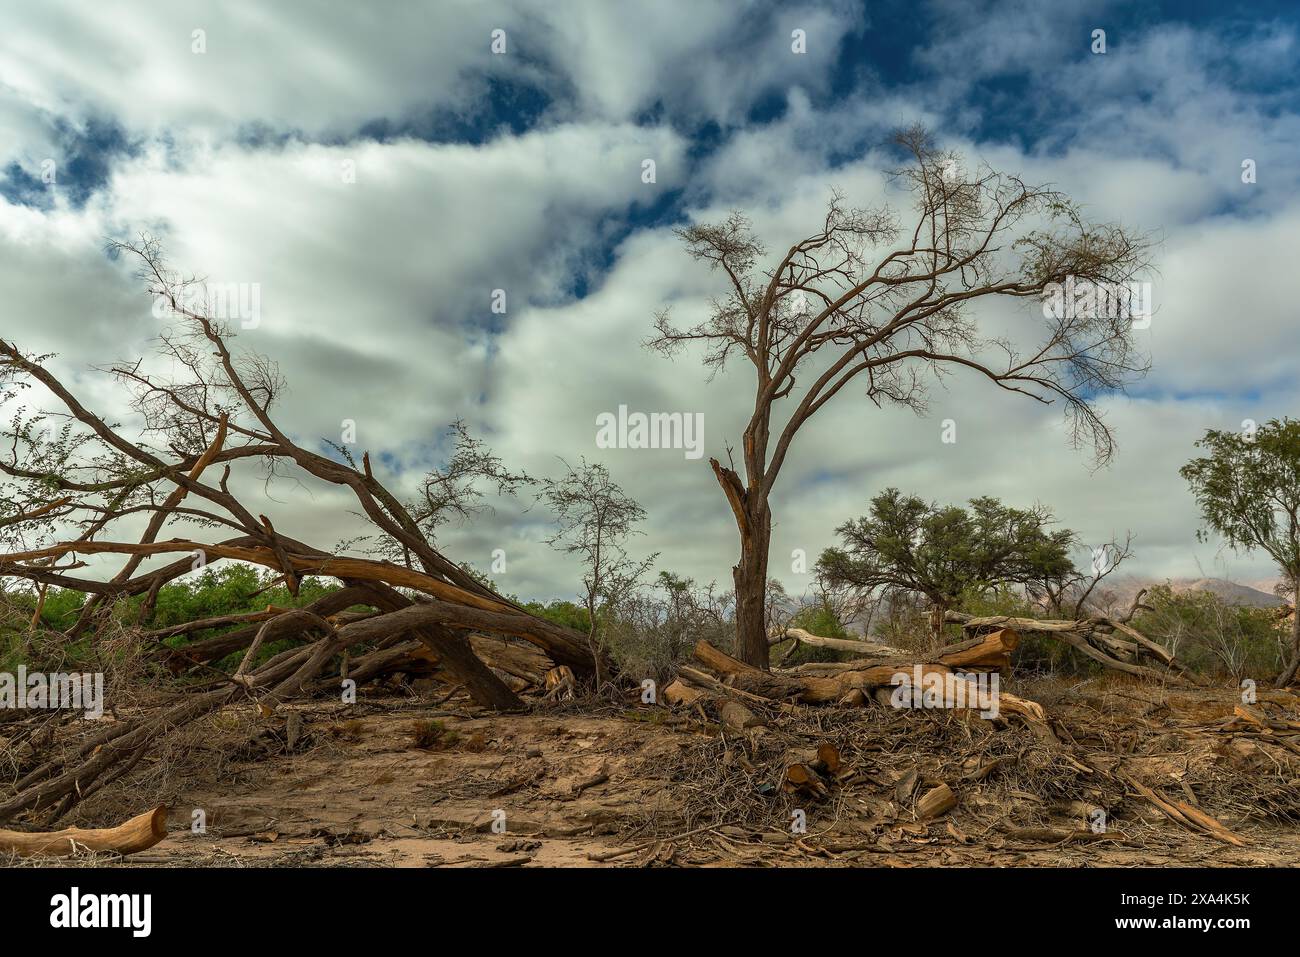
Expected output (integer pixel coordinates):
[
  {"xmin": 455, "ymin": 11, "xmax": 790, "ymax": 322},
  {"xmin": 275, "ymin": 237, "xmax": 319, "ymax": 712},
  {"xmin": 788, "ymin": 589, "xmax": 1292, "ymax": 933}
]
[
  {"xmin": 0, "ymin": 805, "xmax": 167, "ymax": 858},
  {"xmin": 943, "ymin": 607, "xmax": 1201, "ymax": 685},
  {"xmin": 0, "ymin": 237, "xmax": 600, "ymax": 825},
  {"xmin": 771, "ymin": 627, "xmax": 907, "ymax": 662},
  {"xmin": 670, "ymin": 634, "xmax": 1046, "ymax": 722}
]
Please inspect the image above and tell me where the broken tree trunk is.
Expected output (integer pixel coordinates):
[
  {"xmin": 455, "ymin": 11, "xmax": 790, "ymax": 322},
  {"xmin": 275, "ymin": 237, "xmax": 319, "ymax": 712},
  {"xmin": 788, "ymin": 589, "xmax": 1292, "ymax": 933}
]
[
  {"xmin": 0, "ymin": 251, "xmax": 613, "ymax": 825},
  {"xmin": 340, "ymin": 633, "xmax": 554, "ymax": 694},
  {"xmin": 688, "ymin": 639, "xmax": 986, "ymax": 705},
  {"xmin": 677, "ymin": 639, "xmax": 1053, "ymax": 737},
  {"xmin": 944, "ymin": 610, "xmax": 1199, "ymax": 685},
  {"xmin": 0, "ymin": 806, "xmax": 168, "ymax": 858},
  {"xmin": 773, "ymin": 627, "xmax": 908, "ymax": 659}
]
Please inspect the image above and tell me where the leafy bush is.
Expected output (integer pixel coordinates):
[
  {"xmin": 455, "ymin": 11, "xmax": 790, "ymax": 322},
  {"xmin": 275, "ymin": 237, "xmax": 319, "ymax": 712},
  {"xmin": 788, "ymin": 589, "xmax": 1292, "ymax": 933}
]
[
  {"xmin": 599, "ymin": 573, "xmax": 732, "ymax": 682},
  {"xmin": 520, "ymin": 599, "xmax": 591, "ymax": 634},
  {"xmin": 774, "ymin": 602, "xmax": 852, "ymax": 666},
  {"xmin": 1132, "ymin": 584, "xmax": 1286, "ymax": 680},
  {"xmin": 1, "ymin": 565, "xmax": 347, "ymax": 674},
  {"xmin": 950, "ymin": 585, "xmax": 1095, "ymax": 676}
]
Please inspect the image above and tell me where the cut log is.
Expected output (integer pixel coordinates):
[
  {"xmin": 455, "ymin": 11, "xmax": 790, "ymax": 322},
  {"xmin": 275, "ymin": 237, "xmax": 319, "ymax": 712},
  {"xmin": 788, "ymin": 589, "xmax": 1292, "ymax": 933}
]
[
  {"xmin": 782, "ymin": 763, "xmax": 830, "ymax": 800},
  {"xmin": 662, "ymin": 678, "xmax": 708, "ymax": 707},
  {"xmin": 915, "ymin": 783, "xmax": 957, "ymax": 820},
  {"xmin": 720, "ymin": 700, "xmax": 763, "ymax": 731},
  {"xmin": 693, "ymin": 639, "xmax": 753, "ymax": 677},
  {"xmin": 814, "ymin": 743, "xmax": 842, "ymax": 776},
  {"xmin": 935, "ymin": 627, "xmax": 1018, "ymax": 670},
  {"xmin": 795, "ymin": 663, "xmax": 953, "ymax": 704},
  {"xmin": 991, "ymin": 691, "xmax": 1045, "ymax": 723},
  {"xmin": 0, "ymin": 805, "xmax": 167, "ymax": 858}
]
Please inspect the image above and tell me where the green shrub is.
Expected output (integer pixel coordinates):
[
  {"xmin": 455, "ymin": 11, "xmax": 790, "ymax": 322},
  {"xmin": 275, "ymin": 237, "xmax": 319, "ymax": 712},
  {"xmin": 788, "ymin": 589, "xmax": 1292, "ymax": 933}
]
[
  {"xmin": 1132, "ymin": 584, "xmax": 1286, "ymax": 679},
  {"xmin": 2, "ymin": 565, "xmax": 351, "ymax": 675},
  {"xmin": 774, "ymin": 602, "xmax": 852, "ymax": 665}
]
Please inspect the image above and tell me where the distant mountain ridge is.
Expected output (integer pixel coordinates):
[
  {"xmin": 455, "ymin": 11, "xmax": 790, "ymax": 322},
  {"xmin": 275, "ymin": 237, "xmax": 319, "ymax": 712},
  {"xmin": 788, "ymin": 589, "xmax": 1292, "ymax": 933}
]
[{"xmin": 1102, "ymin": 576, "xmax": 1287, "ymax": 612}]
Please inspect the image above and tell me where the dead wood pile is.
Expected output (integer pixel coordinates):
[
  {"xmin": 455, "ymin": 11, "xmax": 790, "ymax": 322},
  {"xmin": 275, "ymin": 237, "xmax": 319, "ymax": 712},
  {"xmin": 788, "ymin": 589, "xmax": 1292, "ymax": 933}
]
[
  {"xmin": 943, "ymin": 607, "xmax": 1202, "ymax": 685},
  {"xmin": 0, "ymin": 239, "xmax": 596, "ymax": 831},
  {"xmin": 630, "ymin": 635, "xmax": 1300, "ymax": 863}
]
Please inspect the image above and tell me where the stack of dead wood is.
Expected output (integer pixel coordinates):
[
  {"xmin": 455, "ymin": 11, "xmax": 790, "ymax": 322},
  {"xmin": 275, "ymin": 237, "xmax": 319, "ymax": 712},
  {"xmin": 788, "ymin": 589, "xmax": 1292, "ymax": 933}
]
[
  {"xmin": 0, "ymin": 239, "xmax": 601, "ymax": 830},
  {"xmin": 943, "ymin": 608, "xmax": 1200, "ymax": 685},
  {"xmin": 657, "ymin": 631, "xmax": 1262, "ymax": 852},
  {"xmin": 665, "ymin": 629, "xmax": 1047, "ymax": 723}
]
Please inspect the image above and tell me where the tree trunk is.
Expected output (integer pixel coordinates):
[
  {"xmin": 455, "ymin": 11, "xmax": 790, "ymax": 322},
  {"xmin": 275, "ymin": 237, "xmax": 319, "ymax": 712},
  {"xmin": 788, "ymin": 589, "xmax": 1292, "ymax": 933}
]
[
  {"xmin": 354, "ymin": 580, "xmax": 523, "ymax": 710},
  {"xmin": 1276, "ymin": 605, "xmax": 1300, "ymax": 688},
  {"xmin": 710, "ymin": 455, "xmax": 772, "ymax": 669},
  {"xmin": 0, "ymin": 805, "xmax": 168, "ymax": 858},
  {"xmin": 929, "ymin": 601, "xmax": 947, "ymax": 647},
  {"xmin": 732, "ymin": 506, "xmax": 771, "ymax": 669}
]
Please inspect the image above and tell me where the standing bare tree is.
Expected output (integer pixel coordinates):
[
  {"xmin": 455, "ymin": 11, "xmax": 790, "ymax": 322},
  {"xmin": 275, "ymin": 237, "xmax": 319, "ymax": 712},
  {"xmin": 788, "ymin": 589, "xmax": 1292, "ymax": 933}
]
[
  {"xmin": 539, "ymin": 458, "xmax": 657, "ymax": 690},
  {"xmin": 649, "ymin": 127, "xmax": 1153, "ymax": 667}
]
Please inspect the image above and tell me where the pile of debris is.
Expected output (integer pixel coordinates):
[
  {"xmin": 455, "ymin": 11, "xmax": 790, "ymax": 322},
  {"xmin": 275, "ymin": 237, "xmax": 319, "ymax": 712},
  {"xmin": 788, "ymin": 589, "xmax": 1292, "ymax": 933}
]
[
  {"xmin": 626, "ymin": 634, "xmax": 1300, "ymax": 863},
  {"xmin": 0, "ymin": 239, "xmax": 598, "ymax": 838}
]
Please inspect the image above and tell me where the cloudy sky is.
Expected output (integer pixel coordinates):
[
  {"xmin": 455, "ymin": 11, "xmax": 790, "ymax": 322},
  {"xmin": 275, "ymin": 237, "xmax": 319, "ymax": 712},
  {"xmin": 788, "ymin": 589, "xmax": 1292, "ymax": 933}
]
[{"xmin": 2, "ymin": 0, "xmax": 1299, "ymax": 603}]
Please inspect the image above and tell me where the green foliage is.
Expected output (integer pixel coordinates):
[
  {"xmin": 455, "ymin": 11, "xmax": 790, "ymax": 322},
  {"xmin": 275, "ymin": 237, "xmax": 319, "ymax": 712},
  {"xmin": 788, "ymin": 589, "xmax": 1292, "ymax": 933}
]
[
  {"xmin": 955, "ymin": 585, "xmax": 1097, "ymax": 676},
  {"xmin": 1181, "ymin": 418, "xmax": 1300, "ymax": 576},
  {"xmin": 598, "ymin": 572, "xmax": 732, "ymax": 681},
  {"xmin": 793, "ymin": 603, "xmax": 849, "ymax": 640},
  {"xmin": 776, "ymin": 602, "xmax": 852, "ymax": 665},
  {"xmin": 1181, "ymin": 418, "xmax": 1300, "ymax": 679},
  {"xmin": 1132, "ymin": 584, "xmax": 1285, "ymax": 679},
  {"xmin": 2, "ymin": 565, "xmax": 347, "ymax": 674},
  {"xmin": 538, "ymin": 458, "xmax": 656, "ymax": 637},
  {"xmin": 818, "ymin": 489, "xmax": 1077, "ymax": 609},
  {"xmin": 521, "ymin": 599, "xmax": 591, "ymax": 634},
  {"xmin": 957, "ymin": 583, "xmax": 1038, "ymax": 620}
]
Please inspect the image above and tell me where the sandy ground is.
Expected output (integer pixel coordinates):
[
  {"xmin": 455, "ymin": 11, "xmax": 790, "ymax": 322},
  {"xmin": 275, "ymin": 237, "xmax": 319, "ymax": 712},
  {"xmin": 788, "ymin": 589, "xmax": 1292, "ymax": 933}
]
[{"xmin": 5, "ymin": 678, "xmax": 1300, "ymax": 868}]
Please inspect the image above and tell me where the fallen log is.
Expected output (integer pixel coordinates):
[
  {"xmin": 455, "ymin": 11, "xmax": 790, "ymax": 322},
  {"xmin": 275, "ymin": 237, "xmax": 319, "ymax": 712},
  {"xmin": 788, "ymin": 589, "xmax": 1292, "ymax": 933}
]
[
  {"xmin": 945, "ymin": 610, "xmax": 1200, "ymax": 685},
  {"xmin": 774, "ymin": 627, "xmax": 907, "ymax": 658},
  {"xmin": 915, "ymin": 783, "xmax": 957, "ymax": 820},
  {"xmin": 662, "ymin": 678, "xmax": 708, "ymax": 708},
  {"xmin": 774, "ymin": 628, "xmax": 1017, "ymax": 677},
  {"xmin": 1119, "ymin": 771, "xmax": 1245, "ymax": 846},
  {"xmin": 932, "ymin": 628, "xmax": 1018, "ymax": 670},
  {"xmin": 680, "ymin": 640, "xmax": 1055, "ymax": 736},
  {"xmin": 0, "ymin": 255, "xmax": 613, "ymax": 826},
  {"xmin": 691, "ymin": 639, "xmax": 1004, "ymax": 705},
  {"xmin": 677, "ymin": 666, "xmax": 789, "ymax": 709},
  {"xmin": 0, "ymin": 806, "xmax": 167, "ymax": 858},
  {"xmin": 5, "ymin": 538, "xmax": 598, "ymax": 675},
  {"xmin": 783, "ymin": 763, "xmax": 830, "ymax": 799}
]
